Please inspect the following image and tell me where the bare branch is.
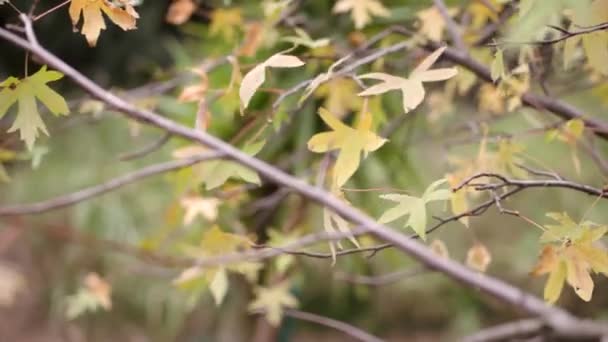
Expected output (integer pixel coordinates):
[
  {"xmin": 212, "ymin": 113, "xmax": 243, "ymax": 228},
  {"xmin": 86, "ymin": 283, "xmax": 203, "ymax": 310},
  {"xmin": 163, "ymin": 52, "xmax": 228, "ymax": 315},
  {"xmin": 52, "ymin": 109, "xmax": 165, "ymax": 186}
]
[
  {"xmin": 464, "ymin": 319, "xmax": 545, "ymax": 342},
  {"xmin": 454, "ymin": 172, "xmax": 607, "ymax": 198},
  {"xmin": 118, "ymin": 132, "xmax": 172, "ymax": 161},
  {"xmin": 335, "ymin": 266, "xmax": 429, "ymax": 286},
  {"xmin": 0, "ymin": 153, "xmax": 223, "ymax": 216},
  {"xmin": 266, "ymin": 309, "xmax": 384, "ymax": 342},
  {"xmin": 433, "ymin": 0, "xmax": 466, "ymax": 52}
]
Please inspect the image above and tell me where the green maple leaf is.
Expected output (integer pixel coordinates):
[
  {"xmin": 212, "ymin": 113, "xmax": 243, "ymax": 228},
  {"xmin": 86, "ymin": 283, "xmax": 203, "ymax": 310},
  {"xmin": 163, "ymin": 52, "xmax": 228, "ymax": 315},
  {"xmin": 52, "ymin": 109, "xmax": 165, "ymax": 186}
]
[
  {"xmin": 378, "ymin": 179, "xmax": 451, "ymax": 240},
  {"xmin": 0, "ymin": 66, "xmax": 69, "ymax": 150},
  {"xmin": 200, "ymin": 140, "xmax": 264, "ymax": 190}
]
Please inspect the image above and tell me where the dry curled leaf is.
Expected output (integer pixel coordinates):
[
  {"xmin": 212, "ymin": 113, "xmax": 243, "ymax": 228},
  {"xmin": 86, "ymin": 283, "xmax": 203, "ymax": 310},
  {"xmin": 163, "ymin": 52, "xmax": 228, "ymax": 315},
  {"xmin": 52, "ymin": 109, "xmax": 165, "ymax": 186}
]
[{"xmin": 239, "ymin": 52, "xmax": 304, "ymax": 110}]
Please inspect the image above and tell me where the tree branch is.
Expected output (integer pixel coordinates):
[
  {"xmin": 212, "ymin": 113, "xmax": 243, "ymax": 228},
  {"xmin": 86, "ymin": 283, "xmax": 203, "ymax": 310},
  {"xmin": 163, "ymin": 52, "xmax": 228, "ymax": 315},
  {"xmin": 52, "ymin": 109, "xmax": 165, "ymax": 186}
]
[
  {"xmin": 0, "ymin": 153, "xmax": 223, "ymax": 215},
  {"xmin": 464, "ymin": 318, "xmax": 545, "ymax": 342}
]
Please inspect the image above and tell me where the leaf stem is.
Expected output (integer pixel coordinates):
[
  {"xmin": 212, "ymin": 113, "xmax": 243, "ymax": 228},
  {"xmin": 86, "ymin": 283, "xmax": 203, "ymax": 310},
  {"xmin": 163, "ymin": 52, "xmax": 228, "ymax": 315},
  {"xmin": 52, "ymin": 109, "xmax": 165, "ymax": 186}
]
[{"xmin": 33, "ymin": 0, "xmax": 71, "ymax": 22}]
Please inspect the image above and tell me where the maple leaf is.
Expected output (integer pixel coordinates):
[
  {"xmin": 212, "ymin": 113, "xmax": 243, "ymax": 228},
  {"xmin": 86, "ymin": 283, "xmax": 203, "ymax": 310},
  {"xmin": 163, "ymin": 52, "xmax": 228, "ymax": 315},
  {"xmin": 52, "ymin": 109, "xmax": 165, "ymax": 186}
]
[
  {"xmin": 532, "ymin": 212, "xmax": 608, "ymax": 303},
  {"xmin": 174, "ymin": 226, "xmax": 260, "ymax": 306},
  {"xmin": 430, "ymin": 239, "xmax": 450, "ymax": 259},
  {"xmin": 239, "ymin": 52, "xmax": 305, "ymax": 110},
  {"xmin": 307, "ymin": 107, "xmax": 387, "ymax": 187},
  {"xmin": 172, "ymin": 141, "xmax": 264, "ymax": 190},
  {"xmin": 0, "ymin": 66, "xmax": 69, "ymax": 150},
  {"xmin": 564, "ymin": 0, "xmax": 608, "ymax": 74},
  {"xmin": 416, "ymin": 6, "xmax": 446, "ymax": 42},
  {"xmin": 314, "ymin": 78, "xmax": 362, "ymax": 118},
  {"xmin": 209, "ymin": 8, "xmax": 243, "ymax": 41},
  {"xmin": 281, "ymin": 28, "xmax": 330, "ymax": 49},
  {"xmin": 69, "ymin": 0, "xmax": 139, "ymax": 47},
  {"xmin": 358, "ymin": 46, "xmax": 458, "ymax": 113},
  {"xmin": 490, "ymin": 48, "xmax": 506, "ymax": 82},
  {"xmin": 466, "ymin": 242, "xmax": 492, "ymax": 272},
  {"xmin": 333, "ymin": 0, "xmax": 390, "ymax": 29},
  {"xmin": 180, "ymin": 196, "xmax": 220, "ymax": 224},
  {"xmin": 248, "ymin": 282, "xmax": 298, "ymax": 326},
  {"xmin": 494, "ymin": 139, "xmax": 527, "ymax": 178},
  {"xmin": 378, "ymin": 179, "xmax": 451, "ymax": 240},
  {"xmin": 66, "ymin": 272, "xmax": 112, "ymax": 319}
]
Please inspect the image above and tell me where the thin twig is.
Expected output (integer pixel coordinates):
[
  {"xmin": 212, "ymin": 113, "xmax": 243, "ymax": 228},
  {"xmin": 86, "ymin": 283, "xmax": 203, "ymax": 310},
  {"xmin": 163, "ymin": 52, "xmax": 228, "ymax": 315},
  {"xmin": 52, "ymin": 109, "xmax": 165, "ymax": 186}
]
[
  {"xmin": 118, "ymin": 132, "xmax": 172, "ymax": 161},
  {"xmin": 0, "ymin": 153, "xmax": 223, "ymax": 216},
  {"xmin": 464, "ymin": 319, "xmax": 545, "ymax": 342},
  {"xmin": 334, "ymin": 266, "xmax": 429, "ymax": 286},
  {"xmin": 433, "ymin": 0, "xmax": 466, "ymax": 52},
  {"xmin": 280, "ymin": 309, "xmax": 385, "ymax": 342},
  {"xmin": 33, "ymin": 0, "xmax": 71, "ymax": 22}
]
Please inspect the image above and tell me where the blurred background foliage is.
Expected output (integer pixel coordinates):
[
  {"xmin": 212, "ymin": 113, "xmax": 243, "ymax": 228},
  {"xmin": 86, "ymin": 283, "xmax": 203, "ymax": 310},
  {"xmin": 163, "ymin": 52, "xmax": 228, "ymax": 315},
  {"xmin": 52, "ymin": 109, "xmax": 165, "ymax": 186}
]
[{"xmin": 1, "ymin": 0, "xmax": 608, "ymax": 341}]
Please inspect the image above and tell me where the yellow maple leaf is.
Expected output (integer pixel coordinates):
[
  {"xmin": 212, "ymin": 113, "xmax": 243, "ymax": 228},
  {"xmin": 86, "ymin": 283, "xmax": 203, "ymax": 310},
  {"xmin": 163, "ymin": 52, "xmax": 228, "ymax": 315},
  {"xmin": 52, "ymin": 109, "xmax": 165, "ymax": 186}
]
[
  {"xmin": 209, "ymin": 8, "xmax": 243, "ymax": 41},
  {"xmin": 333, "ymin": 0, "xmax": 390, "ymax": 29},
  {"xmin": 249, "ymin": 281, "xmax": 298, "ymax": 326},
  {"xmin": 69, "ymin": 0, "xmax": 139, "ymax": 47},
  {"xmin": 308, "ymin": 107, "xmax": 387, "ymax": 187},
  {"xmin": 174, "ymin": 226, "xmax": 260, "ymax": 306},
  {"xmin": 532, "ymin": 213, "xmax": 608, "ymax": 303},
  {"xmin": 416, "ymin": 6, "xmax": 446, "ymax": 42},
  {"xmin": 564, "ymin": 0, "xmax": 608, "ymax": 75},
  {"xmin": 466, "ymin": 242, "xmax": 492, "ymax": 272},
  {"xmin": 314, "ymin": 78, "xmax": 362, "ymax": 118},
  {"xmin": 357, "ymin": 46, "xmax": 458, "ymax": 113}
]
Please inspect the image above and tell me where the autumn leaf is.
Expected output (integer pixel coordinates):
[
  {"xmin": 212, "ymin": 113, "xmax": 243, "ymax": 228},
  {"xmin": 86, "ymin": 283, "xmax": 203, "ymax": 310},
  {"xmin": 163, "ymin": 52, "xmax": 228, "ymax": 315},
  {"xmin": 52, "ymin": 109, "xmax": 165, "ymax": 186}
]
[
  {"xmin": 174, "ymin": 226, "xmax": 261, "ymax": 306},
  {"xmin": 466, "ymin": 242, "xmax": 492, "ymax": 272},
  {"xmin": 198, "ymin": 140, "xmax": 265, "ymax": 190},
  {"xmin": 66, "ymin": 272, "xmax": 112, "ymax": 319},
  {"xmin": 547, "ymin": 119, "xmax": 585, "ymax": 174},
  {"xmin": 495, "ymin": 139, "xmax": 527, "ymax": 178},
  {"xmin": 314, "ymin": 78, "xmax": 362, "ymax": 118},
  {"xmin": 307, "ymin": 107, "xmax": 386, "ymax": 187},
  {"xmin": 180, "ymin": 196, "xmax": 220, "ymax": 224},
  {"xmin": 166, "ymin": 0, "xmax": 196, "ymax": 25},
  {"xmin": 172, "ymin": 141, "xmax": 264, "ymax": 190},
  {"xmin": 0, "ymin": 263, "xmax": 25, "ymax": 307},
  {"xmin": 564, "ymin": 0, "xmax": 608, "ymax": 75},
  {"xmin": 239, "ymin": 52, "xmax": 305, "ymax": 110},
  {"xmin": 532, "ymin": 212, "xmax": 608, "ymax": 303},
  {"xmin": 416, "ymin": 6, "xmax": 446, "ymax": 42},
  {"xmin": 281, "ymin": 28, "xmax": 330, "ymax": 49},
  {"xmin": 430, "ymin": 239, "xmax": 450, "ymax": 259},
  {"xmin": 490, "ymin": 48, "xmax": 506, "ymax": 82},
  {"xmin": 0, "ymin": 66, "xmax": 69, "ymax": 150},
  {"xmin": 69, "ymin": 0, "xmax": 139, "ymax": 47},
  {"xmin": 378, "ymin": 179, "xmax": 451, "ymax": 240},
  {"xmin": 333, "ymin": 0, "xmax": 390, "ymax": 29},
  {"xmin": 358, "ymin": 46, "xmax": 458, "ymax": 113},
  {"xmin": 249, "ymin": 282, "xmax": 298, "ymax": 326},
  {"xmin": 209, "ymin": 8, "xmax": 243, "ymax": 41}
]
